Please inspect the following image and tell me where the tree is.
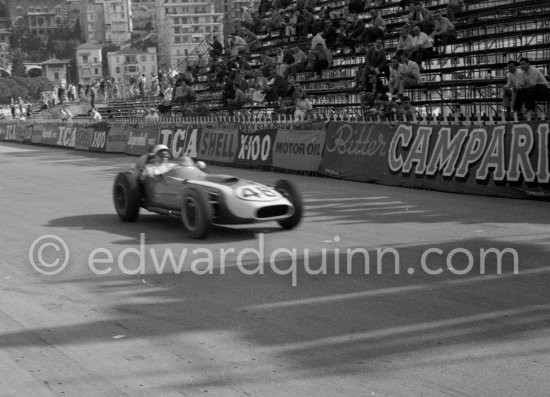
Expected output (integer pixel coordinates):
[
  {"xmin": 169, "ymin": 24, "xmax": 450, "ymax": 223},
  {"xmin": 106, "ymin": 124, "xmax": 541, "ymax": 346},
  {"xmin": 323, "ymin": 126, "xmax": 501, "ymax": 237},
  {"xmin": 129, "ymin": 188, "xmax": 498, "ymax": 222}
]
[{"xmin": 11, "ymin": 50, "xmax": 27, "ymax": 77}]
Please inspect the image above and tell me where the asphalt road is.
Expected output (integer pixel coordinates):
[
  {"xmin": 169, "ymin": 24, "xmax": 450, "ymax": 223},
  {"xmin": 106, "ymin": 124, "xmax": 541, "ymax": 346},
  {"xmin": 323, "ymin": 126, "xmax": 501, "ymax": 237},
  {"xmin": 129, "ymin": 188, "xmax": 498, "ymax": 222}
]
[{"xmin": 1, "ymin": 142, "xmax": 549, "ymax": 397}]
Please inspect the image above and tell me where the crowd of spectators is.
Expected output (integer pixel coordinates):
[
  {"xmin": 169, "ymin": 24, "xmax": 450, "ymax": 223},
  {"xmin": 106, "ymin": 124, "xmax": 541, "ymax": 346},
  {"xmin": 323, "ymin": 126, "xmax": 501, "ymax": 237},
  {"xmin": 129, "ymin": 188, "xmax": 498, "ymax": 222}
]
[{"xmin": 74, "ymin": 0, "xmax": 546, "ymax": 121}]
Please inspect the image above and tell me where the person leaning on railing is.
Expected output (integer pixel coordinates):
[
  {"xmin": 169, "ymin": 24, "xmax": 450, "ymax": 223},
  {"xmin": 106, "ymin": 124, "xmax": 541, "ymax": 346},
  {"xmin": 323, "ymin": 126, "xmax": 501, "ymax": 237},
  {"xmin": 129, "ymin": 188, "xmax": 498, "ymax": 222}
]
[
  {"xmin": 502, "ymin": 60, "xmax": 522, "ymax": 115},
  {"xmin": 514, "ymin": 57, "xmax": 550, "ymax": 116}
]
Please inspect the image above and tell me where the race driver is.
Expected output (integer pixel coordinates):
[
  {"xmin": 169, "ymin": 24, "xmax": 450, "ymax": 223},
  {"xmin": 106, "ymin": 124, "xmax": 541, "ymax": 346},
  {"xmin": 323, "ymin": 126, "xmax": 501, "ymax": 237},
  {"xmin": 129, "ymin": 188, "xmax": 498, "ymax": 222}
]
[{"xmin": 138, "ymin": 144, "xmax": 177, "ymax": 180}]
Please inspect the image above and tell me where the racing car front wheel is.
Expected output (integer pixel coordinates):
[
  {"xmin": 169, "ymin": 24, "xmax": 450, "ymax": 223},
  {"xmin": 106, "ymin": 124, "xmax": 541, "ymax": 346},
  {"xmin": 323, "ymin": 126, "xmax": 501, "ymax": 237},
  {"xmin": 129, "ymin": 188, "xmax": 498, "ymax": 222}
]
[
  {"xmin": 181, "ymin": 188, "xmax": 212, "ymax": 239},
  {"xmin": 113, "ymin": 173, "xmax": 141, "ymax": 222},
  {"xmin": 275, "ymin": 179, "xmax": 303, "ymax": 230}
]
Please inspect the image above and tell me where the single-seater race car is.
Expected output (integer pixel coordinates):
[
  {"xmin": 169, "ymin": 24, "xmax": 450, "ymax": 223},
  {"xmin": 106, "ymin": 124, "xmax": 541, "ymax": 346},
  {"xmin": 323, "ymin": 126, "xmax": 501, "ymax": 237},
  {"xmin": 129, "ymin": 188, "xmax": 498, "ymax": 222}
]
[{"xmin": 113, "ymin": 154, "xmax": 303, "ymax": 239}]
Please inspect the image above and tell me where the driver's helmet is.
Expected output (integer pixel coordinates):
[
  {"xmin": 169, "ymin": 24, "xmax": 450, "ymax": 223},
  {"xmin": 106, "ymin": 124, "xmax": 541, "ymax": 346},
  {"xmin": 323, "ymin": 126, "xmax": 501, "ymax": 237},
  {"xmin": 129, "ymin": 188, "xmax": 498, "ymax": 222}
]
[{"xmin": 152, "ymin": 144, "xmax": 170, "ymax": 156}]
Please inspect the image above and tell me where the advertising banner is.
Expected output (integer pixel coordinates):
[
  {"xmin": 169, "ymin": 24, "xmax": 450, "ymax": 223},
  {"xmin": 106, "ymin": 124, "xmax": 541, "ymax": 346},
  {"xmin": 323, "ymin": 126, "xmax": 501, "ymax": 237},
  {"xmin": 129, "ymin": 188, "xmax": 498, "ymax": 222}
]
[
  {"xmin": 88, "ymin": 123, "xmax": 108, "ymax": 152},
  {"xmin": 235, "ymin": 128, "xmax": 277, "ymax": 167},
  {"xmin": 14, "ymin": 122, "xmax": 28, "ymax": 142},
  {"xmin": 156, "ymin": 125, "xmax": 200, "ymax": 159},
  {"xmin": 319, "ymin": 122, "xmax": 550, "ymax": 199},
  {"xmin": 273, "ymin": 129, "xmax": 326, "ymax": 171},
  {"xmin": 125, "ymin": 125, "xmax": 159, "ymax": 156},
  {"xmin": 198, "ymin": 128, "xmax": 238, "ymax": 163},
  {"xmin": 54, "ymin": 124, "xmax": 77, "ymax": 148},
  {"xmin": 0, "ymin": 123, "xmax": 16, "ymax": 141},
  {"xmin": 74, "ymin": 125, "xmax": 95, "ymax": 151},
  {"xmin": 105, "ymin": 125, "xmax": 130, "ymax": 153},
  {"xmin": 31, "ymin": 124, "xmax": 44, "ymax": 143}
]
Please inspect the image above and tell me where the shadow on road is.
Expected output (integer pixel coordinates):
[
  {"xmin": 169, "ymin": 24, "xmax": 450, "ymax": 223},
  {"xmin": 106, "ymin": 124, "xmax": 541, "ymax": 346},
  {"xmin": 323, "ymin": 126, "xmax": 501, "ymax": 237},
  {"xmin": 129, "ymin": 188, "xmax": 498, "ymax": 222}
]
[{"xmin": 2, "ymin": 237, "xmax": 550, "ymax": 390}]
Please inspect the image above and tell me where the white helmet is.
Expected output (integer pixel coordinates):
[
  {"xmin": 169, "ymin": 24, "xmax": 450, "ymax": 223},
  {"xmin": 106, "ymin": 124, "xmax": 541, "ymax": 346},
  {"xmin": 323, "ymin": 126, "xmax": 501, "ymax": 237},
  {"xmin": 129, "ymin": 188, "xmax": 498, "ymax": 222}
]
[{"xmin": 152, "ymin": 144, "xmax": 169, "ymax": 156}]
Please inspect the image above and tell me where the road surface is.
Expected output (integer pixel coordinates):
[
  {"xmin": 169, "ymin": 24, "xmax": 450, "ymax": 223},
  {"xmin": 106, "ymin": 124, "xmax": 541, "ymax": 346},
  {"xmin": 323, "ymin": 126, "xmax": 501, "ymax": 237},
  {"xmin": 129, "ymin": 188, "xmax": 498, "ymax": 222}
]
[{"xmin": 0, "ymin": 142, "xmax": 549, "ymax": 396}]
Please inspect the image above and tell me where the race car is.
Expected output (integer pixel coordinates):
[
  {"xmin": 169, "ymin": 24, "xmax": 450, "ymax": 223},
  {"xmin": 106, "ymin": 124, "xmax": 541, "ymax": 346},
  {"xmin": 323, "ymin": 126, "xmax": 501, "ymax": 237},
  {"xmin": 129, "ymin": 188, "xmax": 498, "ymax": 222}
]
[{"xmin": 112, "ymin": 155, "xmax": 303, "ymax": 239}]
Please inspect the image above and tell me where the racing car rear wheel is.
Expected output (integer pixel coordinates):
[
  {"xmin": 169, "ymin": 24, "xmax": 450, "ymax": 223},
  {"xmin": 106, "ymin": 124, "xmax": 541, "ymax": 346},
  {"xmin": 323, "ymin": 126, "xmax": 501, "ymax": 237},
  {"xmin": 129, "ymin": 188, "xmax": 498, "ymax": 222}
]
[
  {"xmin": 113, "ymin": 173, "xmax": 140, "ymax": 222},
  {"xmin": 181, "ymin": 189, "xmax": 212, "ymax": 239},
  {"xmin": 275, "ymin": 179, "xmax": 303, "ymax": 230}
]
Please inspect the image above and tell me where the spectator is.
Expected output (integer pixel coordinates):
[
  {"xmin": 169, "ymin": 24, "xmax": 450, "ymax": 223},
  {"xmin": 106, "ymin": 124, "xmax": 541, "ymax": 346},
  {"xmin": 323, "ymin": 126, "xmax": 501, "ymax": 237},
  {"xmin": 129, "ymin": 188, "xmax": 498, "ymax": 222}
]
[
  {"xmin": 323, "ymin": 20, "xmax": 339, "ymax": 49},
  {"xmin": 60, "ymin": 105, "xmax": 73, "ymax": 122},
  {"xmin": 362, "ymin": 9, "xmax": 386, "ymax": 45},
  {"xmin": 502, "ymin": 60, "xmax": 522, "ymax": 115},
  {"xmin": 139, "ymin": 74, "xmax": 147, "ymax": 96},
  {"xmin": 227, "ymin": 82, "xmax": 249, "ymax": 111},
  {"xmin": 514, "ymin": 57, "xmax": 550, "ymax": 115},
  {"xmin": 10, "ymin": 99, "xmax": 15, "ymax": 118},
  {"xmin": 296, "ymin": 9, "xmax": 316, "ymax": 38},
  {"xmin": 364, "ymin": 39, "xmax": 389, "ymax": 78},
  {"xmin": 241, "ymin": 7, "xmax": 254, "ymax": 30},
  {"xmin": 396, "ymin": 96, "xmax": 418, "ymax": 120},
  {"xmin": 229, "ymin": 33, "xmax": 248, "ymax": 56},
  {"xmin": 293, "ymin": 87, "xmax": 313, "ymax": 121},
  {"xmin": 397, "ymin": 26, "xmax": 415, "ymax": 54},
  {"xmin": 430, "ymin": 10, "xmax": 456, "ymax": 52},
  {"xmin": 158, "ymin": 94, "xmax": 173, "ymax": 114},
  {"xmin": 392, "ymin": 52, "xmax": 421, "ymax": 97},
  {"xmin": 284, "ymin": 12, "xmax": 298, "ymax": 41},
  {"xmin": 311, "ymin": 30, "xmax": 327, "ymax": 50},
  {"xmin": 90, "ymin": 107, "xmax": 102, "ymax": 121},
  {"xmin": 361, "ymin": 72, "xmax": 388, "ymax": 112},
  {"xmin": 410, "ymin": 24, "xmax": 435, "ymax": 69},
  {"xmin": 26, "ymin": 104, "xmax": 32, "ymax": 119},
  {"xmin": 350, "ymin": 14, "xmax": 366, "ymax": 52},
  {"xmin": 408, "ymin": 1, "xmax": 434, "ymax": 33},
  {"xmin": 209, "ymin": 36, "xmax": 224, "ymax": 57},
  {"xmin": 284, "ymin": 47, "xmax": 308, "ymax": 78},
  {"xmin": 308, "ymin": 43, "xmax": 333, "ymax": 77},
  {"xmin": 447, "ymin": 0, "xmax": 466, "ymax": 23}
]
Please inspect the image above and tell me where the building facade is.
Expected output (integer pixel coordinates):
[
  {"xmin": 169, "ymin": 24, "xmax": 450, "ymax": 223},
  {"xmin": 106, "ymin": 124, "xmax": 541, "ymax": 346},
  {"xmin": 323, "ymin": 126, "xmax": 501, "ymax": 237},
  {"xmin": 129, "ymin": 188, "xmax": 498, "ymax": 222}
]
[
  {"xmin": 80, "ymin": 0, "xmax": 132, "ymax": 44},
  {"xmin": 156, "ymin": 0, "xmax": 223, "ymax": 69},
  {"xmin": 76, "ymin": 41, "xmax": 102, "ymax": 83},
  {"xmin": 8, "ymin": 0, "xmax": 69, "ymax": 41},
  {"xmin": 0, "ymin": 17, "xmax": 11, "ymax": 70},
  {"xmin": 107, "ymin": 46, "xmax": 156, "ymax": 91},
  {"xmin": 41, "ymin": 58, "xmax": 71, "ymax": 86}
]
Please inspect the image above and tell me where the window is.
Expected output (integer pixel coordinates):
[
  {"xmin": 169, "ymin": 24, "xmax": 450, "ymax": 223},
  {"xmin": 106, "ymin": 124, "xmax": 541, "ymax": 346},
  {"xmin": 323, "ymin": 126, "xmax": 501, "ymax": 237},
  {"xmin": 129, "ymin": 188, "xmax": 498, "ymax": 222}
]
[
  {"xmin": 94, "ymin": 68, "xmax": 99, "ymax": 74},
  {"xmin": 82, "ymin": 55, "xmax": 89, "ymax": 63},
  {"xmin": 54, "ymin": 72, "xmax": 59, "ymax": 80},
  {"xmin": 28, "ymin": 7, "xmax": 34, "ymax": 12},
  {"xmin": 36, "ymin": 7, "xmax": 40, "ymax": 12},
  {"xmin": 140, "ymin": 55, "xmax": 146, "ymax": 62},
  {"xmin": 93, "ymin": 57, "xmax": 97, "ymax": 63},
  {"xmin": 115, "ymin": 66, "xmax": 120, "ymax": 73},
  {"xmin": 116, "ymin": 56, "xmax": 120, "ymax": 64},
  {"xmin": 44, "ymin": 7, "xmax": 49, "ymax": 13},
  {"xmin": 174, "ymin": 36, "xmax": 180, "ymax": 44},
  {"xmin": 16, "ymin": 7, "xmax": 22, "ymax": 15}
]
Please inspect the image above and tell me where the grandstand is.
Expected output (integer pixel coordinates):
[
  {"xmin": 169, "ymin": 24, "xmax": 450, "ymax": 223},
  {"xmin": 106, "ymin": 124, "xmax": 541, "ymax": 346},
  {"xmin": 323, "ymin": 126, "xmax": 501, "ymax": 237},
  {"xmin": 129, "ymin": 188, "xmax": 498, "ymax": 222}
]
[{"xmin": 100, "ymin": 0, "xmax": 550, "ymax": 122}]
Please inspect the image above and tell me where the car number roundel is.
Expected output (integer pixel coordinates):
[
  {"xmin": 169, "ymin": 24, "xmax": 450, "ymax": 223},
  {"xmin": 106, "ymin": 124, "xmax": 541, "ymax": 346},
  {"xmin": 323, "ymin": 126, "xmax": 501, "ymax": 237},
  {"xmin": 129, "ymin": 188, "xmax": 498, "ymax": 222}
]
[{"xmin": 235, "ymin": 185, "xmax": 280, "ymax": 201}]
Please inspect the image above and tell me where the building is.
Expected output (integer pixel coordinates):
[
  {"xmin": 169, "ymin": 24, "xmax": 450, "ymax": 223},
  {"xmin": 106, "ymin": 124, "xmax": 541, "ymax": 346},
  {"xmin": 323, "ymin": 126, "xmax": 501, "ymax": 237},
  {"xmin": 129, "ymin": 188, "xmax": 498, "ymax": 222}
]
[
  {"xmin": 80, "ymin": 0, "xmax": 132, "ymax": 45},
  {"xmin": 0, "ymin": 17, "xmax": 11, "ymax": 70},
  {"xmin": 107, "ymin": 46, "xmax": 156, "ymax": 95},
  {"xmin": 8, "ymin": 0, "xmax": 69, "ymax": 41},
  {"xmin": 131, "ymin": 0, "xmax": 157, "ymax": 31},
  {"xmin": 76, "ymin": 42, "xmax": 103, "ymax": 83},
  {"xmin": 156, "ymin": 0, "xmax": 223, "ymax": 69},
  {"xmin": 41, "ymin": 58, "xmax": 71, "ymax": 86}
]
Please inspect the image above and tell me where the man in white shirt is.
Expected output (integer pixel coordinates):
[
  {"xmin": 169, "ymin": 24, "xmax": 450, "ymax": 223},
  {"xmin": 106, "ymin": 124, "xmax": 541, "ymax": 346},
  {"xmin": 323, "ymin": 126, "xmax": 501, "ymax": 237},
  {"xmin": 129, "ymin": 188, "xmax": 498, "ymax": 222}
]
[
  {"xmin": 393, "ymin": 52, "xmax": 421, "ymax": 96},
  {"xmin": 90, "ymin": 107, "xmax": 102, "ymax": 121},
  {"xmin": 502, "ymin": 60, "xmax": 523, "ymax": 114},
  {"xmin": 410, "ymin": 25, "xmax": 434, "ymax": 69},
  {"xmin": 514, "ymin": 57, "xmax": 549, "ymax": 113}
]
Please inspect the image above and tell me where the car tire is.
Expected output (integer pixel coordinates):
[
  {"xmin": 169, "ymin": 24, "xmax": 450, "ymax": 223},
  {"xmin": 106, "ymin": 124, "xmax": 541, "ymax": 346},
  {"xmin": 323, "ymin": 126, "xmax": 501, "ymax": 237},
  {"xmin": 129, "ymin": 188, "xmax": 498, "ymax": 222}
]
[
  {"xmin": 181, "ymin": 188, "xmax": 212, "ymax": 239},
  {"xmin": 275, "ymin": 179, "xmax": 303, "ymax": 230},
  {"xmin": 113, "ymin": 172, "xmax": 140, "ymax": 222}
]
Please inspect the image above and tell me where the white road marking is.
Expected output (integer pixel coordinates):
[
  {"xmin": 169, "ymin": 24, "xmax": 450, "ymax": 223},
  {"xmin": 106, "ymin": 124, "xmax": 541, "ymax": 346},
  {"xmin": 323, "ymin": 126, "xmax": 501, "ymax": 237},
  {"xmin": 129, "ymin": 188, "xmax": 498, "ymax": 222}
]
[{"xmin": 0, "ymin": 145, "xmax": 36, "ymax": 153}]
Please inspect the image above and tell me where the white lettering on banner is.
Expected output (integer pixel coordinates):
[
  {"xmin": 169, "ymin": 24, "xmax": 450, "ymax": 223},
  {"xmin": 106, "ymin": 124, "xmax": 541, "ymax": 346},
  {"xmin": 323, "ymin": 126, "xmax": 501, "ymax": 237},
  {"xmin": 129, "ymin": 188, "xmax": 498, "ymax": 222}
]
[
  {"xmin": 389, "ymin": 123, "xmax": 550, "ymax": 183},
  {"xmin": 238, "ymin": 134, "xmax": 271, "ymax": 161},
  {"xmin": 159, "ymin": 128, "xmax": 198, "ymax": 158},
  {"xmin": 56, "ymin": 126, "xmax": 76, "ymax": 147},
  {"xmin": 42, "ymin": 129, "xmax": 55, "ymax": 139},
  {"xmin": 127, "ymin": 132, "xmax": 147, "ymax": 147},
  {"xmin": 275, "ymin": 141, "xmax": 323, "ymax": 156},
  {"xmin": 326, "ymin": 123, "xmax": 387, "ymax": 157},
  {"xmin": 91, "ymin": 131, "xmax": 106, "ymax": 149},
  {"xmin": 5, "ymin": 124, "xmax": 16, "ymax": 140}
]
